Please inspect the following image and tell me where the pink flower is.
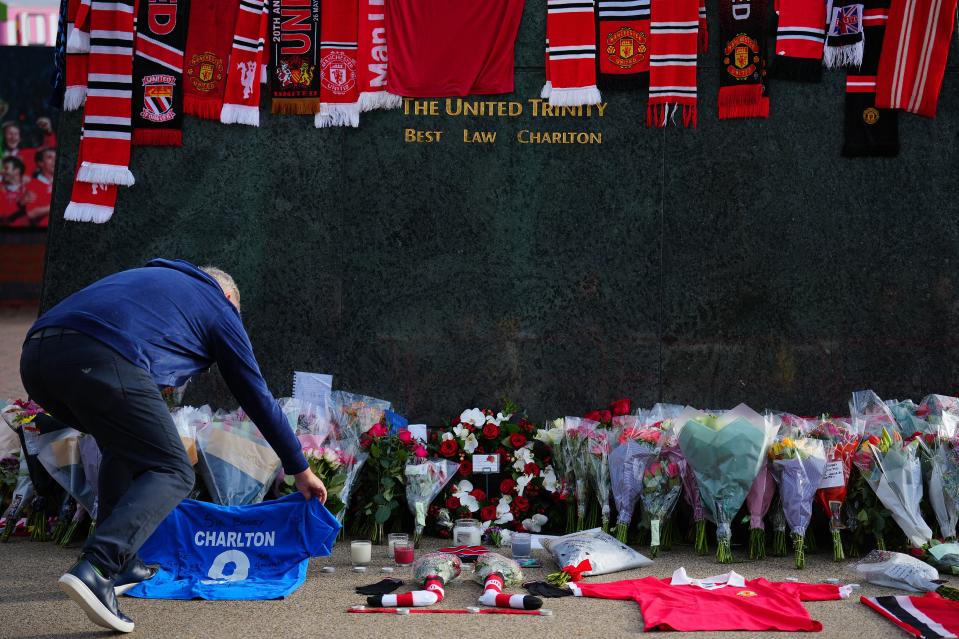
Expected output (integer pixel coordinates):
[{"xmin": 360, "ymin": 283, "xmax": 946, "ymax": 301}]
[
  {"xmin": 397, "ymin": 429, "xmax": 413, "ymax": 444},
  {"xmin": 666, "ymin": 462, "xmax": 680, "ymax": 478},
  {"xmin": 368, "ymin": 422, "xmax": 389, "ymax": 438},
  {"xmin": 413, "ymin": 444, "xmax": 428, "ymax": 458}
]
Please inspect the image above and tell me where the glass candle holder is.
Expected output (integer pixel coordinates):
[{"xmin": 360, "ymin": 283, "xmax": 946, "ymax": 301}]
[
  {"xmin": 453, "ymin": 518, "xmax": 482, "ymax": 546},
  {"xmin": 511, "ymin": 532, "xmax": 532, "ymax": 559},
  {"xmin": 387, "ymin": 533, "xmax": 409, "ymax": 559},
  {"xmin": 393, "ymin": 541, "xmax": 415, "ymax": 566},
  {"xmin": 351, "ymin": 540, "xmax": 372, "ymax": 566}
]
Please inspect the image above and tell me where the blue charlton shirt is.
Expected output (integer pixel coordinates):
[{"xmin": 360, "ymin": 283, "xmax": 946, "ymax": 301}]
[
  {"xmin": 127, "ymin": 493, "xmax": 341, "ymax": 600},
  {"xmin": 28, "ymin": 258, "xmax": 307, "ymax": 474}
]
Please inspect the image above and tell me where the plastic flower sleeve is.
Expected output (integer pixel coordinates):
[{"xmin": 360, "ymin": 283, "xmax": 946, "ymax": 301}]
[
  {"xmin": 196, "ymin": 411, "xmax": 282, "ymax": 505},
  {"xmin": 609, "ymin": 415, "xmax": 642, "ymax": 542},
  {"xmin": 563, "ymin": 417, "xmax": 596, "ymax": 530},
  {"xmin": 413, "ymin": 552, "xmax": 462, "ymax": 585},
  {"xmin": 1, "ymin": 454, "xmax": 33, "ymax": 541},
  {"xmin": 769, "ymin": 436, "xmax": 827, "ymax": 568},
  {"xmin": 37, "ymin": 428, "xmax": 97, "ymax": 516},
  {"xmin": 805, "ymin": 416, "xmax": 860, "ymax": 560},
  {"xmin": 170, "ymin": 405, "xmax": 212, "ymax": 466},
  {"xmin": 472, "ymin": 552, "xmax": 524, "ymax": 588},
  {"xmin": 329, "ymin": 391, "xmax": 391, "ymax": 439},
  {"xmin": 405, "ymin": 459, "xmax": 459, "ymax": 545},
  {"xmin": 745, "ymin": 460, "xmax": 775, "ymax": 559},
  {"xmin": 585, "ymin": 424, "xmax": 612, "ymax": 532},
  {"xmin": 927, "ymin": 433, "xmax": 959, "ymax": 539},
  {"xmin": 641, "ymin": 452, "xmax": 684, "ymax": 557}
]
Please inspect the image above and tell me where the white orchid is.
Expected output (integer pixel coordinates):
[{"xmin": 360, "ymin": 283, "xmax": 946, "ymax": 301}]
[
  {"xmin": 542, "ymin": 465, "xmax": 558, "ymax": 493},
  {"xmin": 516, "ymin": 473, "xmax": 534, "ymax": 496},
  {"xmin": 463, "ymin": 433, "xmax": 479, "ymax": 454},
  {"xmin": 453, "ymin": 423, "xmax": 470, "ymax": 440},
  {"xmin": 495, "ymin": 495, "xmax": 514, "ymax": 525},
  {"xmin": 535, "ymin": 422, "xmax": 565, "ymax": 447},
  {"xmin": 522, "ymin": 514, "xmax": 548, "ymax": 533},
  {"xmin": 486, "ymin": 411, "xmax": 513, "ymax": 427},
  {"xmin": 497, "ymin": 529, "xmax": 514, "ymax": 547},
  {"xmin": 441, "ymin": 431, "xmax": 454, "ymax": 441},
  {"xmin": 452, "ymin": 480, "xmax": 479, "ymax": 513},
  {"xmin": 512, "ymin": 445, "xmax": 534, "ymax": 472},
  {"xmin": 459, "ymin": 408, "xmax": 486, "ymax": 428}
]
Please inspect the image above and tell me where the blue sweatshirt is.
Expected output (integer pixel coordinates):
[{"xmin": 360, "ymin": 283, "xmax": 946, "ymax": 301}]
[{"xmin": 29, "ymin": 258, "xmax": 307, "ymax": 474}]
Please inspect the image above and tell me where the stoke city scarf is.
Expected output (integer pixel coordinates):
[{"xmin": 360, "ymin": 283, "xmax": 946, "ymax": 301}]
[
  {"xmin": 64, "ymin": 0, "xmax": 88, "ymax": 111},
  {"xmin": 823, "ymin": 0, "xmax": 865, "ymax": 67},
  {"xmin": 698, "ymin": 0, "xmax": 708, "ymax": 52},
  {"xmin": 270, "ymin": 0, "xmax": 321, "ymax": 115},
  {"xmin": 595, "ymin": 0, "xmax": 651, "ymax": 90},
  {"xmin": 132, "ymin": 0, "xmax": 189, "ymax": 146},
  {"xmin": 647, "ymin": 0, "xmax": 699, "ymax": 127},
  {"xmin": 315, "ymin": 0, "xmax": 360, "ymax": 128},
  {"xmin": 357, "ymin": 0, "xmax": 402, "ymax": 111},
  {"xmin": 718, "ymin": 0, "xmax": 770, "ymax": 119},
  {"xmin": 221, "ymin": 0, "xmax": 269, "ymax": 127},
  {"xmin": 64, "ymin": 130, "xmax": 119, "ymax": 224},
  {"xmin": 875, "ymin": 0, "xmax": 958, "ymax": 117},
  {"xmin": 843, "ymin": 0, "xmax": 898, "ymax": 155},
  {"xmin": 76, "ymin": 0, "xmax": 135, "ymax": 186},
  {"xmin": 183, "ymin": 0, "xmax": 236, "ymax": 119},
  {"xmin": 772, "ymin": 0, "xmax": 827, "ymax": 81},
  {"xmin": 542, "ymin": 0, "xmax": 602, "ymax": 106}
]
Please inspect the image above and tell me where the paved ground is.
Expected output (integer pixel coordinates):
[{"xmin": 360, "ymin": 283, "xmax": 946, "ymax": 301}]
[
  {"xmin": 0, "ymin": 306, "xmax": 34, "ymax": 401},
  {"xmin": 0, "ymin": 537, "xmax": 911, "ymax": 639}
]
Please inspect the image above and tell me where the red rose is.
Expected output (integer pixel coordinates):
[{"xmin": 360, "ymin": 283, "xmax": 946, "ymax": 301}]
[
  {"xmin": 609, "ymin": 398, "xmax": 632, "ymax": 416},
  {"xmin": 599, "ymin": 410, "xmax": 612, "ymax": 423},
  {"xmin": 458, "ymin": 460, "xmax": 472, "ymax": 477},
  {"xmin": 513, "ymin": 496, "xmax": 530, "ymax": 512},
  {"xmin": 397, "ymin": 429, "xmax": 413, "ymax": 444},
  {"xmin": 482, "ymin": 423, "xmax": 500, "ymax": 439},
  {"xmin": 439, "ymin": 439, "xmax": 459, "ymax": 458},
  {"xmin": 523, "ymin": 462, "xmax": 540, "ymax": 477},
  {"xmin": 500, "ymin": 478, "xmax": 517, "ymax": 494},
  {"xmin": 470, "ymin": 488, "xmax": 486, "ymax": 502},
  {"xmin": 446, "ymin": 496, "xmax": 461, "ymax": 510},
  {"xmin": 525, "ymin": 485, "xmax": 540, "ymax": 498},
  {"xmin": 480, "ymin": 505, "xmax": 497, "ymax": 522},
  {"xmin": 368, "ymin": 422, "xmax": 389, "ymax": 437},
  {"xmin": 496, "ymin": 447, "xmax": 510, "ymax": 459},
  {"xmin": 359, "ymin": 433, "xmax": 372, "ymax": 450},
  {"xmin": 584, "ymin": 410, "xmax": 604, "ymax": 422},
  {"xmin": 509, "ymin": 433, "xmax": 527, "ymax": 448}
]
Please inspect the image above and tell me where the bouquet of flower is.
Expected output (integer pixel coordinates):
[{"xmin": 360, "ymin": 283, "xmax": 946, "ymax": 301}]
[
  {"xmin": 196, "ymin": 410, "xmax": 283, "ymax": 505},
  {"xmin": 806, "ymin": 416, "xmax": 861, "ymax": 560},
  {"xmin": 329, "ymin": 391, "xmax": 391, "ymax": 440},
  {"xmin": 924, "ymin": 430, "xmax": 959, "ymax": 541},
  {"xmin": 768, "ymin": 432, "xmax": 827, "ymax": 568},
  {"xmin": 536, "ymin": 418, "xmax": 572, "ymax": 530},
  {"xmin": 564, "ymin": 416, "xmax": 597, "ymax": 531},
  {"xmin": 745, "ymin": 460, "xmax": 776, "ymax": 559},
  {"xmin": 677, "ymin": 404, "xmax": 778, "ymax": 563},
  {"xmin": 1, "ymin": 454, "xmax": 33, "ymax": 541},
  {"xmin": 279, "ymin": 397, "xmax": 333, "ymax": 439},
  {"xmin": 585, "ymin": 424, "xmax": 612, "ymax": 532},
  {"xmin": 473, "ymin": 552, "xmax": 524, "ymax": 588},
  {"xmin": 608, "ymin": 415, "xmax": 662, "ymax": 542},
  {"xmin": 413, "ymin": 552, "xmax": 462, "ymax": 585},
  {"xmin": 0, "ymin": 453, "xmax": 18, "ymax": 507},
  {"xmin": 405, "ymin": 459, "xmax": 459, "ymax": 546},
  {"xmin": 887, "ymin": 399, "xmax": 939, "ymax": 439},
  {"xmin": 641, "ymin": 453, "xmax": 683, "ymax": 557},
  {"xmin": 171, "ymin": 405, "xmax": 212, "ymax": 467}
]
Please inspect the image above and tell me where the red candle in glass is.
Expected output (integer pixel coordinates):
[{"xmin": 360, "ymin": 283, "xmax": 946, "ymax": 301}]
[{"xmin": 394, "ymin": 543, "xmax": 414, "ymax": 565}]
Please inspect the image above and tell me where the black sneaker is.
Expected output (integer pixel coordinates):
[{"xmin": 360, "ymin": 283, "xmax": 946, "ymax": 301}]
[
  {"xmin": 57, "ymin": 559, "xmax": 134, "ymax": 633},
  {"xmin": 114, "ymin": 557, "xmax": 159, "ymax": 596}
]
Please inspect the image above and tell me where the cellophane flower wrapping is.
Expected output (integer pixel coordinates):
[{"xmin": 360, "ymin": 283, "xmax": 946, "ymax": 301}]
[
  {"xmin": 78, "ymin": 434, "xmax": 100, "ymax": 519},
  {"xmin": 609, "ymin": 414, "xmax": 663, "ymax": 541},
  {"xmin": 473, "ymin": 552, "xmax": 524, "ymax": 588},
  {"xmin": 413, "ymin": 552, "xmax": 462, "ymax": 585},
  {"xmin": 542, "ymin": 528, "xmax": 652, "ymax": 584},
  {"xmin": 585, "ymin": 423, "xmax": 612, "ymax": 532},
  {"xmin": 329, "ymin": 391, "xmax": 391, "ymax": 440},
  {"xmin": 641, "ymin": 442, "xmax": 684, "ymax": 557},
  {"xmin": 196, "ymin": 410, "xmax": 283, "ymax": 505},
  {"xmin": 537, "ymin": 418, "xmax": 573, "ymax": 530},
  {"xmin": 279, "ymin": 397, "xmax": 333, "ymax": 440},
  {"xmin": 406, "ymin": 459, "xmax": 459, "ymax": 542},
  {"xmin": 37, "ymin": 428, "xmax": 97, "ymax": 516},
  {"xmin": 320, "ymin": 424, "xmax": 368, "ymax": 526},
  {"xmin": 745, "ymin": 460, "xmax": 775, "ymax": 559},
  {"xmin": 928, "ymin": 437, "xmax": 959, "ymax": 540},
  {"xmin": 170, "ymin": 405, "xmax": 213, "ymax": 467},
  {"xmin": 806, "ymin": 416, "xmax": 860, "ymax": 560},
  {"xmin": 676, "ymin": 404, "xmax": 779, "ymax": 563},
  {"xmin": 1, "ymin": 454, "xmax": 33, "ymax": 540},
  {"xmin": 855, "ymin": 549, "xmax": 943, "ymax": 592},
  {"xmin": 564, "ymin": 417, "xmax": 597, "ymax": 530},
  {"xmin": 768, "ymin": 425, "xmax": 827, "ymax": 568}
]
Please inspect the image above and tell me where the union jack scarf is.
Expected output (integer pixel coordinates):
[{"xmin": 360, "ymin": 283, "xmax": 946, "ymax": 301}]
[
  {"xmin": 64, "ymin": 0, "xmax": 89, "ymax": 111},
  {"xmin": 132, "ymin": 0, "xmax": 189, "ymax": 146},
  {"xmin": 718, "ymin": 0, "xmax": 770, "ymax": 119},
  {"xmin": 183, "ymin": 0, "xmax": 237, "ymax": 119},
  {"xmin": 772, "ymin": 0, "xmax": 827, "ymax": 81},
  {"xmin": 843, "ymin": 0, "xmax": 898, "ymax": 155},
  {"xmin": 875, "ymin": 0, "xmax": 958, "ymax": 117},
  {"xmin": 647, "ymin": 0, "xmax": 699, "ymax": 127},
  {"xmin": 542, "ymin": 0, "xmax": 601, "ymax": 106},
  {"xmin": 64, "ymin": 130, "xmax": 119, "ymax": 223},
  {"xmin": 270, "ymin": 0, "xmax": 321, "ymax": 115},
  {"xmin": 823, "ymin": 0, "xmax": 865, "ymax": 67},
  {"xmin": 316, "ymin": 0, "xmax": 360, "ymax": 128},
  {"xmin": 76, "ymin": 0, "xmax": 135, "ymax": 186},
  {"xmin": 595, "ymin": 0, "xmax": 651, "ymax": 89},
  {"xmin": 357, "ymin": 0, "xmax": 402, "ymax": 111},
  {"xmin": 220, "ymin": 0, "xmax": 269, "ymax": 127}
]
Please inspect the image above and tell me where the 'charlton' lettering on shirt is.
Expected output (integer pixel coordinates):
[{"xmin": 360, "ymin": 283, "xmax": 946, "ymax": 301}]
[{"xmin": 193, "ymin": 530, "xmax": 276, "ymax": 548}]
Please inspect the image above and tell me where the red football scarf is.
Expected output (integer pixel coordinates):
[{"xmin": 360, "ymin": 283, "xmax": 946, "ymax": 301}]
[
  {"xmin": 357, "ymin": 0, "xmax": 401, "ymax": 111},
  {"xmin": 64, "ymin": 0, "xmax": 88, "ymax": 111},
  {"xmin": 718, "ymin": 0, "xmax": 770, "ymax": 119},
  {"xmin": 596, "ymin": 0, "xmax": 651, "ymax": 89},
  {"xmin": 823, "ymin": 0, "xmax": 865, "ymax": 67},
  {"xmin": 478, "ymin": 573, "xmax": 543, "ymax": 611},
  {"xmin": 316, "ymin": 0, "xmax": 360, "ymax": 128},
  {"xmin": 647, "ymin": 0, "xmax": 699, "ymax": 127},
  {"xmin": 220, "ymin": 0, "xmax": 269, "ymax": 126},
  {"xmin": 132, "ymin": 0, "xmax": 189, "ymax": 146},
  {"xmin": 64, "ymin": 130, "xmax": 119, "ymax": 224},
  {"xmin": 772, "ymin": 0, "xmax": 827, "ymax": 81},
  {"xmin": 77, "ymin": 0, "xmax": 135, "ymax": 186},
  {"xmin": 875, "ymin": 0, "xmax": 957, "ymax": 117},
  {"xmin": 861, "ymin": 595, "xmax": 959, "ymax": 639},
  {"xmin": 843, "ymin": 0, "xmax": 898, "ymax": 156},
  {"xmin": 270, "ymin": 0, "xmax": 321, "ymax": 115},
  {"xmin": 543, "ymin": 0, "xmax": 602, "ymax": 106},
  {"xmin": 183, "ymin": 0, "xmax": 236, "ymax": 119},
  {"xmin": 67, "ymin": 0, "xmax": 90, "ymax": 52},
  {"xmin": 698, "ymin": 0, "xmax": 708, "ymax": 52}
]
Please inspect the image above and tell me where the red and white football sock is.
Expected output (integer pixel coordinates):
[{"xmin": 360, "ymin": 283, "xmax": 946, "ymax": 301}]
[
  {"xmin": 478, "ymin": 573, "xmax": 543, "ymax": 610},
  {"xmin": 369, "ymin": 576, "xmax": 445, "ymax": 607},
  {"xmin": 316, "ymin": 0, "xmax": 360, "ymax": 128},
  {"xmin": 543, "ymin": 0, "xmax": 602, "ymax": 106},
  {"xmin": 220, "ymin": 0, "xmax": 268, "ymax": 126}
]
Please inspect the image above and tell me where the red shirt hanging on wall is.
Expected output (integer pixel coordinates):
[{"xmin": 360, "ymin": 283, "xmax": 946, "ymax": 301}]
[{"xmin": 386, "ymin": 0, "xmax": 526, "ymax": 97}]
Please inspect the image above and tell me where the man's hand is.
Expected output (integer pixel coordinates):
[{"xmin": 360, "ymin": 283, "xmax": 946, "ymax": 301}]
[
  {"xmin": 293, "ymin": 467, "xmax": 327, "ymax": 503},
  {"xmin": 36, "ymin": 117, "xmax": 53, "ymax": 133}
]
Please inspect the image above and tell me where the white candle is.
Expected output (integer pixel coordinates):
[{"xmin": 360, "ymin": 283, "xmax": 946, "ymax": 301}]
[
  {"xmin": 351, "ymin": 540, "xmax": 372, "ymax": 566},
  {"xmin": 453, "ymin": 519, "xmax": 482, "ymax": 546}
]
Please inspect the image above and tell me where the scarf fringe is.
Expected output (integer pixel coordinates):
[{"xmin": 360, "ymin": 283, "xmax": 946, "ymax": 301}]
[
  {"xmin": 77, "ymin": 162, "xmax": 135, "ymax": 186},
  {"xmin": 219, "ymin": 104, "xmax": 260, "ymax": 127},
  {"xmin": 823, "ymin": 41, "xmax": 864, "ymax": 68},
  {"xmin": 772, "ymin": 55, "xmax": 824, "ymax": 82},
  {"xmin": 314, "ymin": 102, "xmax": 360, "ymax": 128},
  {"xmin": 67, "ymin": 28, "xmax": 89, "ymax": 53},
  {"xmin": 718, "ymin": 85, "xmax": 770, "ymax": 119},
  {"xmin": 646, "ymin": 103, "xmax": 696, "ymax": 128},
  {"xmin": 358, "ymin": 91, "xmax": 403, "ymax": 112},
  {"xmin": 184, "ymin": 96, "xmax": 222, "ymax": 120},
  {"xmin": 133, "ymin": 129, "xmax": 183, "ymax": 146},
  {"xmin": 64, "ymin": 202, "xmax": 114, "ymax": 223},
  {"xmin": 540, "ymin": 81, "xmax": 553, "ymax": 99},
  {"xmin": 63, "ymin": 87, "xmax": 87, "ymax": 111},
  {"xmin": 271, "ymin": 98, "xmax": 320, "ymax": 115},
  {"xmin": 548, "ymin": 85, "xmax": 601, "ymax": 107}
]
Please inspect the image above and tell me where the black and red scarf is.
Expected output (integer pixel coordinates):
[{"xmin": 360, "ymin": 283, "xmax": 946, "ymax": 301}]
[
  {"xmin": 595, "ymin": 0, "xmax": 651, "ymax": 89},
  {"xmin": 270, "ymin": 0, "xmax": 321, "ymax": 114},
  {"xmin": 132, "ymin": 0, "xmax": 190, "ymax": 146},
  {"xmin": 718, "ymin": 0, "xmax": 770, "ymax": 119}
]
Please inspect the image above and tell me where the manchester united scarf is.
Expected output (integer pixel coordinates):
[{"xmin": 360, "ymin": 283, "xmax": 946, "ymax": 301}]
[
  {"xmin": 647, "ymin": 0, "xmax": 699, "ymax": 127},
  {"xmin": 132, "ymin": 0, "xmax": 189, "ymax": 146},
  {"xmin": 221, "ymin": 0, "xmax": 269, "ymax": 126},
  {"xmin": 64, "ymin": 130, "xmax": 119, "ymax": 224},
  {"xmin": 270, "ymin": 0, "xmax": 321, "ymax": 115},
  {"xmin": 823, "ymin": 0, "xmax": 865, "ymax": 67},
  {"xmin": 183, "ymin": 0, "xmax": 236, "ymax": 119},
  {"xmin": 843, "ymin": 0, "xmax": 898, "ymax": 156},
  {"xmin": 542, "ymin": 0, "xmax": 602, "ymax": 106},
  {"xmin": 357, "ymin": 0, "xmax": 401, "ymax": 111},
  {"xmin": 875, "ymin": 0, "xmax": 958, "ymax": 117},
  {"xmin": 77, "ymin": 0, "xmax": 135, "ymax": 186},
  {"xmin": 64, "ymin": 0, "xmax": 89, "ymax": 111},
  {"xmin": 67, "ymin": 0, "xmax": 90, "ymax": 52},
  {"xmin": 315, "ymin": 0, "xmax": 360, "ymax": 128},
  {"xmin": 772, "ymin": 0, "xmax": 827, "ymax": 81},
  {"xmin": 596, "ymin": 0, "xmax": 651, "ymax": 89},
  {"xmin": 718, "ymin": 0, "xmax": 770, "ymax": 119}
]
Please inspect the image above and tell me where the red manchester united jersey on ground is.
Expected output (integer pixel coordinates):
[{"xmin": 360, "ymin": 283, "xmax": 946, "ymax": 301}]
[
  {"xmin": 386, "ymin": 0, "xmax": 525, "ymax": 97},
  {"xmin": 569, "ymin": 568, "xmax": 850, "ymax": 632}
]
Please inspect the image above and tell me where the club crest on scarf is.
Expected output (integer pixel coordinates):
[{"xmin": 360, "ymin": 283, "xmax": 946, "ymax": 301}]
[
  {"xmin": 862, "ymin": 107, "xmax": 879, "ymax": 124},
  {"xmin": 187, "ymin": 52, "xmax": 224, "ymax": 94},
  {"xmin": 606, "ymin": 27, "xmax": 648, "ymax": 69},
  {"xmin": 141, "ymin": 74, "xmax": 176, "ymax": 122},
  {"xmin": 724, "ymin": 34, "xmax": 760, "ymax": 79},
  {"xmin": 276, "ymin": 55, "xmax": 314, "ymax": 87},
  {"xmin": 321, "ymin": 51, "xmax": 357, "ymax": 95}
]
